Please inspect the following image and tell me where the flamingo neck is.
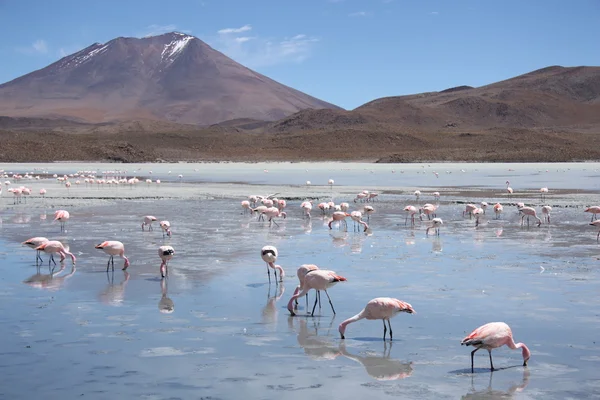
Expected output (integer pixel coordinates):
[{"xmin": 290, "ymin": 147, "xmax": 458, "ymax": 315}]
[
  {"xmin": 287, "ymin": 287, "xmax": 309, "ymax": 313},
  {"xmin": 507, "ymin": 337, "xmax": 531, "ymax": 364},
  {"xmin": 338, "ymin": 310, "xmax": 366, "ymax": 337}
]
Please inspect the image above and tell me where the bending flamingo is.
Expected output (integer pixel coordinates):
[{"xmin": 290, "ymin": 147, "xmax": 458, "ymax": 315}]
[
  {"xmin": 287, "ymin": 270, "xmax": 346, "ymax": 316},
  {"xmin": 541, "ymin": 206, "xmax": 551, "ymax": 223},
  {"xmin": 142, "ymin": 215, "xmax": 157, "ymax": 231},
  {"xmin": 461, "ymin": 321, "xmax": 530, "ymax": 372},
  {"xmin": 158, "ymin": 245, "xmax": 175, "ymax": 278},
  {"xmin": 426, "ymin": 218, "xmax": 443, "ymax": 236},
  {"xmin": 35, "ymin": 240, "xmax": 76, "ymax": 266},
  {"xmin": 261, "ymin": 245, "xmax": 285, "ymax": 283},
  {"xmin": 350, "ymin": 211, "xmax": 369, "ymax": 232},
  {"xmin": 493, "ymin": 203, "xmax": 503, "ymax": 219},
  {"xmin": 329, "ymin": 211, "xmax": 349, "ymax": 230},
  {"xmin": 339, "ymin": 297, "xmax": 416, "ymax": 341},
  {"xmin": 518, "ymin": 206, "xmax": 541, "ymax": 227},
  {"xmin": 95, "ymin": 241, "xmax": 130, "ymax": 271},
  {"xmin": 22, "ymin": 236, "xmax": 49, "ymax": 264},
  {"xmin": 584, "ymin": 206, "xmax": 600, "ymax": 221},
  {"xmin": 294, "ymin": 264, "xmax": 320, "ymax": 309},
  {"xmin": 159, "ymin": 220, "xmax": 172, "ymax": 237}
]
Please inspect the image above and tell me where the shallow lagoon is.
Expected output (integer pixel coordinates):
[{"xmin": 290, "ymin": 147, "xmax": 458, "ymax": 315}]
[{"xmin": 0, "ymin": 162, "xmax": 599, "ymax": 399}]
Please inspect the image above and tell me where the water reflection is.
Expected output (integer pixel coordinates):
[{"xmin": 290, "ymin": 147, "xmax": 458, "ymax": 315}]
[
  {"xmin": 261, "ymin": 284, "xmax": 284, "ymax": 327},
  {"xmin": 158, "ymin": 277, "xmax": 175, "ymax": 314},
  {"xmin": 339, "ymin": 341, "xmax": 413, "ymax": 381},
  {"xmin": 330, "ymin": 231, "xmax": 348, "ymax": 248},
  {"xmin": 432, "ymin": 238, "xmax": 443, "ymax": 253},
  {"xmin": 23, "ymin": 262, "xmax": 76, "ymax": 291},
  {"xmin": 99, "ymin": 271, "xmax": 130, "ymax": 307},
  {"xmin": 461, "ymin": 368, "xmax": 530, "ymax": 399},
  {"xmin": 290, "ymin": 317, "xmax": 341, "ymax": 361}
]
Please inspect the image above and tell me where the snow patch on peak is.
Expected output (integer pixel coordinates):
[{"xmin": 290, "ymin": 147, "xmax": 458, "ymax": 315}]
[
  {"xmin": 161, "ymin": 35, "xmax": 193, "ymax": 64},
  {"xmin": 59, "ymin": 42, "xmax": 110, "ymax": 69}
]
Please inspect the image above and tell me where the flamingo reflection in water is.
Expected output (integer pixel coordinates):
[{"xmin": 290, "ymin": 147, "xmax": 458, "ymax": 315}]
[
  {"xmin": 23, "ymin": 262, "xmax": 76, "ymax": 291},
  {"xmin": 99, "ymin": 271, "xmax": 130, "ymax": 307},
  {"xmin": 339, "ymin": 341, "xmax": 413, "ymax": 381},
  {"xmin": 261, "ymin": 284, "xmax": 285, "ymax": 327},
  {"xmin": 461, "ymin": 368, "xmax": 530, "ymax": 399},
  {"xmin": 290, "ymin": 317, "xmax": 341, "ymax": 361},
  {"xmin": 158, "ymin": 278, "xmax": 174, "ymax": 314}
]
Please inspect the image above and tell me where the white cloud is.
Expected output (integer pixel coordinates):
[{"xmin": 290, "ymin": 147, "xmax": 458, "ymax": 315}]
[
  {"xmin": 349, "ymin": 11, "xmax": 370, "ymax": 17},
  {"xmin": 17, "ymin": 39, "xmax": 48, "ymax": 55},
  {"xmin": 430, "ymin": 11, "xmax": 439, "ymax": 15},
  {"xmin": 140, "ymin": 24, "xmax": 191, "ymax": 37},
  {"xmin": 217, "ymin": 24, "xmax": 252, "ymax": 34},
  {"xmin": 210, "ymin": 26, "xmax": 319, "ymax": 68}
]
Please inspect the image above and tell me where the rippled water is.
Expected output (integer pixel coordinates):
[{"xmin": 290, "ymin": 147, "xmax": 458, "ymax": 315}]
[{"xmin": 0, "ymin": 163, "xmax": 599, "ymax": 399}]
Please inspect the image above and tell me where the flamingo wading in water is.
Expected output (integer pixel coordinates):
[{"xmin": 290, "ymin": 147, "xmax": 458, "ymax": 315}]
[
  {"xmin": 35, "ymin": 240, "xmax": 76, "ymax": 266},
  {"xmin": 54, "ymin": 210, "xmax": 70, "ymax": 232},
  {"xmin": 158, "ymin": 245, "xmax": 175, "ymax": 278},
  {"xmin": 142, "ymin": 216, "xmax": 157, "ymax": 231},
  {"xmin": 261, "ymin": 245, "xmax": 285, "ymax": 283},
  {"xmin": 22, "ymin": 237, "xmax": 49, "ymax": 264},
  {"xmin": 461, "ymin": 321, "xmax": 531, "ymax": 372},
  {"xmin": 287, "ymin": 270, "xmax": 346, "ymax": 316},
  {"xmin": 339, "ymin": 297, "xmax": 416, "ymax": 341},
  {"xmin": 95, "ymin": 241, "xmax": 130, "ymax": 271}
]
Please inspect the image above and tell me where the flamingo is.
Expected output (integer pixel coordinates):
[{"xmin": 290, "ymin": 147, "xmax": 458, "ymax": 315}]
[
  {"xmin": 293, "ymin": 264, "xmax": 320, "ymax": 309},
  {"xmin": 541, "ymin": 206, "xmax": 551, "ymax": 223},
  {"xmin": 480, "ymin": 202, "xmax": 488, "ymax": 214},
  {"xmin": 350, "ymin": 211, "xmax": 369, "ymax": 232},
  {"xmin": 426, "ymin": 217, "xmax": 443, "ymax": 236},
  {"xmin": 264, "ymin": 206, "xmax": 286, "ymax": 227},
  {"xmin": 241, "ymin": 200, "xmax": 251, "ymax": 214},
  {"xmin": 463, "ymin": 204, "xmax": 477, "ymax": 219},
  {"xmin": 35, "ymin": 240, "xmax": 76, "ymax": 266},
  {"xmin": 363, "ymin": 205, "xmax": 374, "ymax": 221},
  {"xmin": 340, "ymin": 202, "xmax": 350, "ymax": 212},
  {"xmin": 461, "ymin": 321, "xmax": 531, "ymax": 372},
  {"xmin": 589, "ymin": 220, "xmax": 600, "ymax": 241},
  {"xmin": 251, "ymin": 205, "xmax": 267, "ymax": 221},
  {"xmin": 518, "ymin": 206, "xmax": 542, "ymax": 227},
  {"xmin": 329, "ymin": 211, "xmax": 350, "ymax": 230},
  {"xmin": 142, "ymin": 215, "xmax": 157, "ymax": 231},
  {"xmin": 338, "ymin": 297, "xmax": 416, "ymax": 340},
  {"xmin": 158, "ymin": 245, "xmax": 175, "ymax": 278},
  {"xmin": 584, "ymin": 206, "xmax": 600, "ymax": 221},
  {"xmin": 354, "ymin": 192, "xmax": 367, "ymax": 203},
  {"xmin": 367, "ymin": 192, "xmax": 379, "ymax": 202},
  {"xmin": 95, "ymin": 241, "xmax": 130, "ymax": 271},
  {"xmin": 433, "ymin": 191, "xmax": 440, "ymax": 201},
  {"xmin": 506, "ymin": 181, "xmax": 513, "ymax": 198},
  {"xmin": 261, "ymin": 245, "xmax": 285, "ymax": 283},
  {"xmin": 39, "ymin": 188, "xmax": 47, "ymax": 197},
  {"xmin": 159, "ymin": 220, "xmax": 172, "ymax": 237},
  {"xmin": 328, "ymin": 179, "xmax": 334, "ymax": 188},
  {"xmin": 414, "ymin": 190, "xmax": 421, "ymax": 201},
  {"xmin": 493, "ymin": 203, "xmax": 503, "ymax": 219},
  {"xmin": 301, "ymin": 201, "xmax": 313, "ymax": 218},
  {"xmin": 473, "ymin": 207, "xmax": 485, "ymax": 227},
  {"xmin": 420, "ymin": 203, "xmax": 437, "ymax": 220},
  {"xmin": 287, "ymin": 269, "xmax": 347, "ymax": 316},
  {"xmin": 54, "ymin": 210, "xmax": 70, "ymax": 232},
  {"xmin": 404, "ymin": 206, "xmax": 418, "ymax": 226},
  {"xmin": 540, "ymin": 187, "xmax": 548, "ymax": 201},
  {"xmin": 22, "ymin": 237, "xmax": 49, "ymax": 264}
]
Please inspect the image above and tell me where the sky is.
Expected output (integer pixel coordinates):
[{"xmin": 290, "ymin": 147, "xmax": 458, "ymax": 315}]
[{"xmin": 0, "ymin": 0, "xmax": 599, "ymax": 110}]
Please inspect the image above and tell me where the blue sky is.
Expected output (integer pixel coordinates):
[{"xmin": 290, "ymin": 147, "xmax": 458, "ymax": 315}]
[{"xmin": 1, "ymin": 0, "xmax": 599, "ymax": 109}]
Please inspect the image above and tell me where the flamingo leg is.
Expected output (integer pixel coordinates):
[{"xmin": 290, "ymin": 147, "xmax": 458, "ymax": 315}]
[
  {"xmin": 470, "ymin": 348, "xmax": 479, "ymax": 372},
  {"xmin": 597, "ymin": 230, "xmax": 599, "ymax": 242},
  {"xmin": 311, "ymin": 294, "xmax": 319, "ymax": 316},
  {"xmin": 488, "ymin": 350, "xmax": 495, "ymax": 371},
  {"xmin": 318, "ymin": 290, "xmax": 321, "ymax": 308},
  {"xmin": 266, "ymin": 263, "xmax": 271, "ymax": 283},
  {"xmin": 324, "ymin": 290, "xmax": 336, "ymax": 315},
  {"xmin": 382, "ymin": 319, "xmax": 387, "ymax": 341},
  {"xmin": 36, "ymin": 250, "xmax": 43, "ymax": 264},
  {"xmin": 387, "ymin": 319, "xmax": 393, "ymax": 341}
]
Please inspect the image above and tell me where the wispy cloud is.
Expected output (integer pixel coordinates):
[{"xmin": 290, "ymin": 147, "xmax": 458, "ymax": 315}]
[
  {"xmin": 430, "ymin": 11, "xmax": 439, "ymax": 15},
  {"xmin": 217, "ymin": 24, "xmax": 252, "ymax": 34},
  {"xmin": 210, "ymin": 25, "xmax": 319, "ymax": 68},
  {"xmin": 140, "ymin": 24, "xmax": 191, "ymax": 37},
  {"xmin": 17, "ymin": 39, "xmax": 48, "ymax": 55},
  {"xmin": 349, "ymin": 11, "xmax": 371, "ymax": 17}
]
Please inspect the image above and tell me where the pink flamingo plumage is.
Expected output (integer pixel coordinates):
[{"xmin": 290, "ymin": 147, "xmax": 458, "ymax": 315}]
[
  {"xmin": 350, "ymin": 211, "xmax": 369, "ymax": 232},
  {"xmin": 404, "ymin": 205, "xmax": 418, "ymax": 226},
  {"xmin": 541, "ymin": 205, "xmax": 551, "ymax": 223},
  {"xmin": 141, "ymin": 215, "xmax": 157, "ymax": 231},
  {"xmin": 493, "ymin": 203, "xmax": 503, "ymax": 219},
  {"xmin": 506, "ymin": 181, "xmax": 513, "ymax": 198},
  {"xmin": 22, "ymin": 236, "xmax": 49, "ymax": 264},
  {"xmin": 95, "ymin": 240, "xmax": 130, "ymax": 271},
  {"xmin": 518, "ymin": 206, "xmax": 541, "ymax": 227},
  {"xmin": 293, "ymin": 264, "xmax": 320, "ymax": 309},
  {"xmin": 159, "ymin": 220, "xmax": 172, "ymax": 237},
  {"xmin": 329, "ymin": 211, "xmax": 350, "ymax": 230},
  {"xmin": 261, "ymin": 245, "xmax": 285, "ymax": 283},
  {"xmin": 54, "ymin": 210, "xmax": 70, "ymax": 232},
  {"xmin": 584, "ymin": 206, "xmax": 600, "ymax": 222},
  {"xmin": 158, "ymin": 245, "xmax": 175, "ymax": 278},
  {"xmin": 339, "ymin": 297, "xmax": 416, "ymax": 340},
  {"xmin": 287, "ymin": 270, "xmax": 346, "ymax": 316},
  {"xmin": 35, "ymin": 240, "xmax": 76, "ymax": 266},
  {"xmin": 461, "ymin": 321, "xmax": 531, "ymax": 372}
]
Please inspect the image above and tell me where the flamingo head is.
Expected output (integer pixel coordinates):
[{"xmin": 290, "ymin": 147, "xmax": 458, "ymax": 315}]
[{"xmin": 123, "ymin": 258, "xmax": 130, "ymax": 270}]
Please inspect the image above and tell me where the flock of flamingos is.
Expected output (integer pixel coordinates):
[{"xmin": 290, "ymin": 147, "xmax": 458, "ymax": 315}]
[{"xmin": 4, "ymin": 169, "xmax": 600, "ymax": 373}]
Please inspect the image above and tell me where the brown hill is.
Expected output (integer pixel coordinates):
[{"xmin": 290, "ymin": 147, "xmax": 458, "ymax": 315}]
[{"xmin": 0, "ymin": 32, "xmax": 340, "ymax": 125}]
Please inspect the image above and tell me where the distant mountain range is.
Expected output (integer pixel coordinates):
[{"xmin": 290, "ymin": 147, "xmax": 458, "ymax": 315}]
[{"xmin": 0, "ymin": 32, "xmax": 340, "ymax": 125}]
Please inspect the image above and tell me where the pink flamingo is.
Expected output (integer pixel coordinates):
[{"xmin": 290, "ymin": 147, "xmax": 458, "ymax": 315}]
[
  {"xmin": 39, "ymin": 188, "xmax": 47, "ymax": 197},
  {"xmin": 261, "ymin": 245, "xmax": 285, "ymax": 283},
  {"xmin": 287, "ymin": 269, "xmax": 346, "ymax": 316},
  {"xmin": 540, "ymin": 187, "xmax": 548, "ymax": 201},
  {"xmin": 95, "ymin": 241, "xmax": 130, "ymax": 271},
  {"xmin": 463, "ymin": 204, "xmax": 477, "ymax": 219},
  {"xmin": 589, "ymin": 220, "xmax": 600, "ymax": 241},
  {"xmin": 354, "ymin": 192, "xmax": 367, "ymax": 203},
  {"xmin": 241, "ymin": 200, "xmax": 251, "ymax": 214},
  {"xmin": 584, "ymin": 206, "xmax": 600, "ymax": 221},
  {"xmin": 340, "ymin": 202, "xmax": 350, "ymax": 212},
  {"xmin": 518, "ymin": 206, "xmax": 542, "ymax": 227},
  {"xmin": 158, "ymin": 245, "xmax": 174, "ymax": 277},
  {"xmin": 318, "ymin": 202, "xmax": 330, "ymax": 214},
  {"xmin": 329, "ymin": 211, "xmax": 350, "ymax": 230},
  {"xmin": 301, "ymin": 201, "xmax": 313, "ymax": 218},
  {"xmin": 493, "ymin": 203, "xmax": 503, "ymax": 219},
  {"xmin": 473, "ymin": 207, "xmax": 484, "ymax": 227},
  {"xmin": 141, "ymin": 215, "xmax": 157, "ymax": 231},
  {"xmin": 350, "ymin": 211, "xmax": 369, "ymax": 232},
  {"xmin": 404, "ymin": 205, "xmax": 418, "ymax": 226},
  {"xmin": 363, "ymin": 205, "xmax": 374, "ymax": 222},
  {"xmin": 433, "ymin": 191, "xmax": 440, "ymax": 201},
  {"xmin": 367, "ymin": 192, "xmax": 379, "ymax": 202},
  {"xmin": 277, "ymin": 199, "xmax": 287, "ymax": 211},
  {"xmin": 426, "ymin": 217, "xmax": 443, "ymax": 236},
  {"xmin": 461, "ymin": 321, "xmax": 531, "ymax": 372},
  {"xmin": 506, "ymin": 181, "xmax": 513, "ymax": 198},
  {"xmin": 480, "ymin": 202, "xmax": 488, "ymax": 214},
  {"xmin": 264, "ymin": 206, "xmax": 286, "ymax": 227},
  {"xmin": 22, "ymin": 236, "xmax": 49, "ymax": 264},
  {"xmin": 420, "ymin": 203, "xmax": 437, "ymax": 220},
  {"xmin": 159, "ymin": 220, "xmax": 172, "ymax": 237},
  {"xmin": 294, "ymin": 264, "xmax": 320, "ymax": 309},
  {"xmin": 541, "ymin": 206, "xmax": 551, "ymax": 223},
  {"xmin": 35, "ymin": 240, "xmax": 76, "ymax": 266},
  {"xmin": 338, "ymin": 297, "xmax": 416, "ymax": 340},
  {"xmin": 54, "ymin": 210, "xmax": 70, "ymax": 232},
  {"xmin": 251, "ymin": 205, "xmax": 268, "ymax": 221}
]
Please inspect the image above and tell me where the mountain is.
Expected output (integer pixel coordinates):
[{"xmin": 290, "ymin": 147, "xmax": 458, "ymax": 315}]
[
  {"xmin": 0, "ymin": 32, "xmax": 340, "ymax": 125},
  {"xmin": 266, "ymin": 66, "xmax": 600, "ymax": 133}
]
